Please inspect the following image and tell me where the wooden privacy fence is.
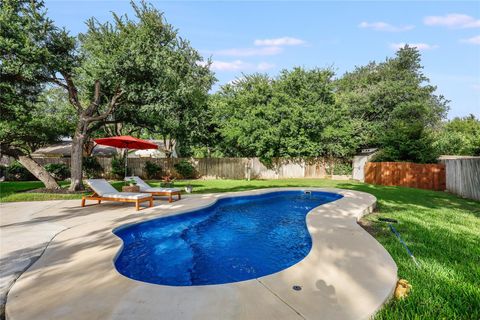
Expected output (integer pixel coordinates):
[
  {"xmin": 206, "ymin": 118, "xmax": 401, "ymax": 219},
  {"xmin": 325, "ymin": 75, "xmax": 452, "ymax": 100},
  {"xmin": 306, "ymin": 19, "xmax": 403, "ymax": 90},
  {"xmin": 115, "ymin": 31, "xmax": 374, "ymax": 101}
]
[
  {"xmin": 440, "ymin": 158, "xmax": 480, "ymax": 201},
  {"xmin": 32, "ymin": 157, "xmax": 350, "ymax": 180},
  {"xmin": 365, "ymin": 162, "xmax": 446, "ymax": 191}
]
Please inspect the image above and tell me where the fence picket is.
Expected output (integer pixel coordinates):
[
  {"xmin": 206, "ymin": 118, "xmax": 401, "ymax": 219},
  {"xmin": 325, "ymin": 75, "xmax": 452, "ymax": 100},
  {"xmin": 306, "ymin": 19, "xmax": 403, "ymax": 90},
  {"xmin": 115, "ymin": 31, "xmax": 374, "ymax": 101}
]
[
  {"xmin": 440, "ymin": 158, "xmax": 480, "ymax": 201},
  {"xmin": 27, "ymin": 156, "xmax": 341, "ymax": 180},
  {"xmin": 365, "ymin": 162, "xmax": 446, "ymax": 191}
]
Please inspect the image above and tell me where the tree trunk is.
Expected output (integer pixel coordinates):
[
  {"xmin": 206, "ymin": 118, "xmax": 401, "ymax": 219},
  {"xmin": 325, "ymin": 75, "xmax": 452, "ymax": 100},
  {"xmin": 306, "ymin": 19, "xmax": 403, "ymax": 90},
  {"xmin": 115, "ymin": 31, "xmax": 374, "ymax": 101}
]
[
  {"xmin": 18, "ymin": 155, "xmax": 60, "ymax": 189},
  {"xmin": 69, "ymin": 130, "xmax": 86, "ymax": 191},
  {"xmin": 83, "ymin": 138, "xmax": 96, "ymax": 156}
]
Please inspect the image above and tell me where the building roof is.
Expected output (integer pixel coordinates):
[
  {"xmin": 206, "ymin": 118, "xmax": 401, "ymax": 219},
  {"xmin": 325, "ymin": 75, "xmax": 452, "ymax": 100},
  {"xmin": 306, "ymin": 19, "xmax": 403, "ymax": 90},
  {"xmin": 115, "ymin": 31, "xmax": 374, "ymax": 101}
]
[{"xmin": 32, "ymin": 140, "xmax": 175, "ymax": 158}]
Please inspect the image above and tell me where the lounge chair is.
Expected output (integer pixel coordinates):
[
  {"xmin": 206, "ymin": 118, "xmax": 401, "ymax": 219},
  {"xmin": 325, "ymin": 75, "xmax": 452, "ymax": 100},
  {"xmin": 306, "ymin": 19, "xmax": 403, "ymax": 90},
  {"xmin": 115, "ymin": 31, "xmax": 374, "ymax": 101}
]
[
  {"xmin": 82, "ymin": 179, "xmax": 153, "ymax": 211},
  {"xmin": 126, "ymin": 176, "xmax": 181, "ymax": 203}
]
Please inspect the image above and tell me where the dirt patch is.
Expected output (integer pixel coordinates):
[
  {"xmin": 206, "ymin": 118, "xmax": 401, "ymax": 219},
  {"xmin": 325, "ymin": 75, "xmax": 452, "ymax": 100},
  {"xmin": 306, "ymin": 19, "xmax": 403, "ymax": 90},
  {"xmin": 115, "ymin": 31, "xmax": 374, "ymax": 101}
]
[
  {"xmin": 25, "ymin": 188, "xmax": 88, "ymax": 194},
  {"xmin": 358, "ymin": 219, "xmax": 380, "ymax": 237},
  {"xmin": 357, "ymin": 209, "xmax": 390, "ymax": 237}
]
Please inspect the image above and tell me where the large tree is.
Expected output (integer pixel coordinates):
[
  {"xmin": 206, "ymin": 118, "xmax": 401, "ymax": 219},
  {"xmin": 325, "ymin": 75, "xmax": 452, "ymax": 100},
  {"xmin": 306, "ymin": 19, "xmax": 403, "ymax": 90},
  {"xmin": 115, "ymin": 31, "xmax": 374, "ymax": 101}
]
[
  {"xmin": 2, "ymin": 0, "xmax": 214, "ymax": 191},
  {"xmin": 88, "ymin": 17, "xmax": 216, "ymax": 158},
  {"xmin": 208, "ymin": 68, "xmax": 361, "ymax": 164},
  {"xmin": 0, "ymin": 0, "xmax": 75, "ymax": 188},
  {"xmin": 68, "ymin": 1, "xmax": 214, "ymax": 189},
  {"xmin": 336, "ymin": 45, "xmax": 449, "ymax": 163}
]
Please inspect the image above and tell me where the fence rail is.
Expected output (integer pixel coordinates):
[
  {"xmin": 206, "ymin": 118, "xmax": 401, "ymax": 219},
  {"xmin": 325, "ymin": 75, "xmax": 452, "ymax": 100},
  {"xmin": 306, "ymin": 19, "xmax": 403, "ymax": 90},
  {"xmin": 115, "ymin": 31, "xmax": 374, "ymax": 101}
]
[
  {"xmin": 30, "ymin": 157, "xmax": 349, "ymax": 180},
  {"xmin": 365, "ymin": 162, "xmax": 446, "ymax": 191}
]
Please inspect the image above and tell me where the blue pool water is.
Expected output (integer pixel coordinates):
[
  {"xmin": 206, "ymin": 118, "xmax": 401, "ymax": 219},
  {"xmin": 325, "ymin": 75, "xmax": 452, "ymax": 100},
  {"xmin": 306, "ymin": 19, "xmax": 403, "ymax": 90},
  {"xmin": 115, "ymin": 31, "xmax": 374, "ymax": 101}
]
[{"xmin": 114, "ymin": 190, "xmax": 342, "ymax": 286}]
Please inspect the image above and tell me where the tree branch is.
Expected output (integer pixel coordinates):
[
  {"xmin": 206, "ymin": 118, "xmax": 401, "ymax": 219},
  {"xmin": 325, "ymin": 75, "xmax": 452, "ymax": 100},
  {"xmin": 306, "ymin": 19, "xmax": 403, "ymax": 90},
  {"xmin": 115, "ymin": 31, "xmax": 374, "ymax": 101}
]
[
  {"xmin": 60, "ymin": 72, "xmax": 83, "ymax": 112},
  {"xmin": 84, "ymin": 88, "xmax": 124, "ymax": 122},
  {"xmin": 45, "ymin": 76, "xmax": 69, "ymax": 90},
  {"xmin": 84, "ymin": 80, "xmax": 102, "ymax": 116}
]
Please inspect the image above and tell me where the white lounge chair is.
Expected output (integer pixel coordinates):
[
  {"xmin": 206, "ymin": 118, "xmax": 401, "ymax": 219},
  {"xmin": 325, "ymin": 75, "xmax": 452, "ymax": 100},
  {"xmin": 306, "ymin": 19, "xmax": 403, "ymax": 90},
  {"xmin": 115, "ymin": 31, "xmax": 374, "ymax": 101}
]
[
  {"xmin": 82, "ymin": 179, "xmax": 153, "ymax": 211},
  {"xmin": 126, "ymin": 176, "xmax": 181, "ymax": 203}
]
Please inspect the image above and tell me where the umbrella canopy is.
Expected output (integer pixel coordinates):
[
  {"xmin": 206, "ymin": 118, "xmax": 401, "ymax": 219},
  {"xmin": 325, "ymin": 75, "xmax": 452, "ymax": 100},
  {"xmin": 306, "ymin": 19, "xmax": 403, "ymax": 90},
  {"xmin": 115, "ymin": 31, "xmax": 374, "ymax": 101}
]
[
  {"xmin": 93, "ymin": 136, "xmax": 158, "ymax": 180},
  {"xmin": 94, "ymin": 136, "xmax": 158, "ymax": 150}
]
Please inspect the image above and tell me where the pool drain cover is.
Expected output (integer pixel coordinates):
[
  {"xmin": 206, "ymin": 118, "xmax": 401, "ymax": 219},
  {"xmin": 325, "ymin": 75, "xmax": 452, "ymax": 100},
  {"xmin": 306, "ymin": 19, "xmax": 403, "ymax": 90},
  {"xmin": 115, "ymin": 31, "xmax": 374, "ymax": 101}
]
[{"xmin": 292, "ymin": 285, "xmax": 302, "ymax": 291}]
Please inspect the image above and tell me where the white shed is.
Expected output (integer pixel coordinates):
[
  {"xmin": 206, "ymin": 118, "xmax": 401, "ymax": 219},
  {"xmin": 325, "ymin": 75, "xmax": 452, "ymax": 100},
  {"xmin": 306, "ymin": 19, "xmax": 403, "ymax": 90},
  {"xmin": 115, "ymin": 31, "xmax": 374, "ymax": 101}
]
[{"xmin": 352, "ymin": 148, "xmax": 378, "ymax": 181}]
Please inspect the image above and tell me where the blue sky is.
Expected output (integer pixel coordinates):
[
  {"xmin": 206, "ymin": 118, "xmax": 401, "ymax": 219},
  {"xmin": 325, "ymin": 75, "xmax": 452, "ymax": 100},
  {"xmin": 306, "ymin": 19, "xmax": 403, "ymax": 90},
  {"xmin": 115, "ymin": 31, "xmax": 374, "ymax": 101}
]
[{"xmin": 45, "ymin": 0, "xmax": 480, "ymax": 118}]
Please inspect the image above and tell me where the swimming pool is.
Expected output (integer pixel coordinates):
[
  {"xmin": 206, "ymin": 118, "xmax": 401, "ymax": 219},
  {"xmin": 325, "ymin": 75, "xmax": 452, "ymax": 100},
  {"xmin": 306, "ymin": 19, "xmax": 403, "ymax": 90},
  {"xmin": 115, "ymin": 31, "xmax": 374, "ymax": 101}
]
[{"xmin": 114, "ymin": 190, "xmax": 343, "ymax": 286}]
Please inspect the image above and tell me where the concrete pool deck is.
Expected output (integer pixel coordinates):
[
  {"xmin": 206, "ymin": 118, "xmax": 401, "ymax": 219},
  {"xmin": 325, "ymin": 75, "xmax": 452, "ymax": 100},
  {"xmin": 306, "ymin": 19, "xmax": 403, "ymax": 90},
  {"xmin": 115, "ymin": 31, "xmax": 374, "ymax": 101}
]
[{"xmin": 1, "ymin": 188, "xmax": 397, "ymax": 320}]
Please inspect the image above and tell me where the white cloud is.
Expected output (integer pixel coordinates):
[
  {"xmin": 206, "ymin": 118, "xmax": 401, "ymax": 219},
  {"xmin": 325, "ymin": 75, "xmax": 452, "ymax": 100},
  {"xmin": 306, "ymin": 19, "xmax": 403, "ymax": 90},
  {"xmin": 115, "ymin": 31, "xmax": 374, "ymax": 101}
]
[
  {"xmin": 209, "ymin": 60, "xmax": 275, "ymax": 72},
  {"xmin": 358, "ymin": 21, "xmax": 414, "ymax": 32},
  {"xmin": 424, "ymin": 14, "xmax": 480, "ymax": 28},
  {"xmin": 460, "ymin": 35, "xmax": 480, "ymax": 45},
  {"xmin": 390, "ymin": 43, "xmax": 439, "ymax": 51},
  {"xmin": 210, "ymin": 60, "xmax": 250, "ymax": 71},
  {"xmin": 257, "ymin": 62, "xmax": 275, "ymax": 71},
  {"xmin": 254, "ymin": 37, "xmax": 305, "ymax": 46},
  {"xmin": 209, "ymin": 46, "xmax": 282, "ymax": 57}
]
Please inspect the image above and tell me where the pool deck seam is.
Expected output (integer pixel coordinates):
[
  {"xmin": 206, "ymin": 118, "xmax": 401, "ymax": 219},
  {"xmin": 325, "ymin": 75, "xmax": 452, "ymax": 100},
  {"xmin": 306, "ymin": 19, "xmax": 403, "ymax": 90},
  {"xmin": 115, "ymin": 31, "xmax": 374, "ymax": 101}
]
[
  {"xmin": 256, "ymin": 278, "xmax": 306, "ymax": 319},
  {"xmin": 2, "ymin": 223, "xmax": 72, "ymax": 317}
]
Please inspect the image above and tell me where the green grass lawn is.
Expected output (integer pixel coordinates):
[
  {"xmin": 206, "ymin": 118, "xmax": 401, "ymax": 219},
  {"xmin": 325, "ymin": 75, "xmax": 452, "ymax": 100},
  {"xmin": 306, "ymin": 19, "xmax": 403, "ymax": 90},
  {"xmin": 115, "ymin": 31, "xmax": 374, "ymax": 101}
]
[{"xmin": 1, "ymin": 179, "xmax": 479, "ymax": 318}]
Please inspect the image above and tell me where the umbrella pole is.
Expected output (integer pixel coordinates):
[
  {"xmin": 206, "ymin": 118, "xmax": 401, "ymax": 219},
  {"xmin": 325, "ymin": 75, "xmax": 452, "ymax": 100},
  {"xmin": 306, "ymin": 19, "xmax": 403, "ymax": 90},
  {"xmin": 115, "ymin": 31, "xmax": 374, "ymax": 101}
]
[{"xmin": 125, "ymin": 148, "xmax": 128, "ymax": 183}]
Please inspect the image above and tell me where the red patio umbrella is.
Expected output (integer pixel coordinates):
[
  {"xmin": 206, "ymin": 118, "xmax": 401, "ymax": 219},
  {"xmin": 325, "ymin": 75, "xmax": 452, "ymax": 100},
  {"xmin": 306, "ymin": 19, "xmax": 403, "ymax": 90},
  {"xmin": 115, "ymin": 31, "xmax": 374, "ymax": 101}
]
[{"xmin": 94, "ymin": 136, "xmax": 158, "ymax": 179}]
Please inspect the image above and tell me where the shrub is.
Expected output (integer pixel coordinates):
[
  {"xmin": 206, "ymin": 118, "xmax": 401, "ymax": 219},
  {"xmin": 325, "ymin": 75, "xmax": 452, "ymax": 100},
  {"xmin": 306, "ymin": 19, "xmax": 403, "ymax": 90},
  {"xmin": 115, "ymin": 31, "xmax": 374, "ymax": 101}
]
[
  {"xmin": 173, "ymin": 160, "xmax": 196, "ymax": 179},
  {"xmin": 83, "ymin": 157, "xmax": 103, "ymax": 178},
  {"xmin": 44, "ymin": 163, "xmax": 70, "ymax": 180},
  {"xmin": 0, "ymin": 165, "xmax": 6, "ymax": 179},
  {"xmin": 111, "ymin": 157, "xmax": 126, "ymax": 178},
  {"xmin": 144, "ymin": 161, "xmax": 162, "ymax": 179},
  {"xmin": 333, "ymin": 161, "xmax": 352, "ymax": 175},
  {"xmin": 5, "ymin": 161, "xmax": 36, "ymax": 181}
]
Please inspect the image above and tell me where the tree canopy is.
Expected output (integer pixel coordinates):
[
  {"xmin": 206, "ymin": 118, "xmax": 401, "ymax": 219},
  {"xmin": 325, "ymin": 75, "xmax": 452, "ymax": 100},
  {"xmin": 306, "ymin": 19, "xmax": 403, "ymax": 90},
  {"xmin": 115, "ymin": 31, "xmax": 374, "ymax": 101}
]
[
  {"xmin": 208, "ymin": 68, "xmax": 362, "ymax": 164},
  {"xmin": 434, "ymin": 115, "xmax": 480, "ymax": 156},
  {"xmin": 0, "ymin": 0, "xmax": 77, "ymax": 188},
  {"xmin": 336, "ymin": 46, "xmax": 449, "ymax": 163},
  {"xmin": 79, "ymin": 2, "xmax": 215, "ymax": 157},
  {"xmin": 202, "ymin": 47, "xmax": 452, "ymax": 164}
]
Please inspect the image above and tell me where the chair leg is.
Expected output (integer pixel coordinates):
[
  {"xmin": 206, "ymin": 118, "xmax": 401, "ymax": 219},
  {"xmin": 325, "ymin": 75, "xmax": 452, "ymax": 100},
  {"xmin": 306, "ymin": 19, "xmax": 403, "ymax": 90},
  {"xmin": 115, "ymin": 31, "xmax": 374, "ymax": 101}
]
[
  {"xmin": 98, "ymin": 200, "xmax": 101, "ymax": 204},
  {"xmin": 149, "ymin": 198, "xmax": 153, "ymax": 207},
  {"xmin": 136, "ymin": 200, "xmax": 140, "ymax": 211},
  {"xmin": 81, "ymin": 197, "xmax": 86, "ymax": 207},
  {"xmin": 178, "ymin": 193, "xmax": 181, "ymax": 200},
  {"xmin": 169, "ymin": 194, "xmax": 173, "ymax": 203}
]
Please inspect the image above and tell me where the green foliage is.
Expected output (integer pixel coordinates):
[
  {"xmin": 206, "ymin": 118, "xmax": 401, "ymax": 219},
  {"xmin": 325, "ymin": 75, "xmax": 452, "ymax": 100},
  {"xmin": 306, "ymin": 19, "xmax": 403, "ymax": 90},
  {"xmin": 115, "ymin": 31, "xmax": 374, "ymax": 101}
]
[
  {"xmin": 173, "ymin": 160, "xmax": 196, "ymax": 179},
  {"xmin": 332, "ymin": 161, "xmax": 352, "ymax": 175},
  {"xmin": 336, "ymin": 45, "xmax": 449, "ymax": 163},
  {"xmin": 44, "ymin": 163, "xmax": 70, "ymax": 180},
  {"xmin": 372, "ymin": 103, "xmax": 440, "ymax": 163},
  {"xmin": 82, "ymin": 157, "xmax": 102, "ymax": 178},
  {"xmin": 144, "ymin": 161, "xmax": 162, "ymax": 179},
  {"xmin": 209, "ymin": 68, "xmax": 361, "ymax": 164},
  {"xmin": 111, "ymin": 157, "xmax": 126, "ymax": 178},
  {"xmin": 78, "ymin": 1, "xmax": 215, "ymax": 156},
  {"xmin": 0, "ymin": 0, "xmax": 77, "ymax": 158},
  {"xmin": 434, "ymin": 114, "xmax": 480, "ymax": 156},
  {"xmin": 5, "ymin": 161, "xmax": 36, "ymax": 181}
]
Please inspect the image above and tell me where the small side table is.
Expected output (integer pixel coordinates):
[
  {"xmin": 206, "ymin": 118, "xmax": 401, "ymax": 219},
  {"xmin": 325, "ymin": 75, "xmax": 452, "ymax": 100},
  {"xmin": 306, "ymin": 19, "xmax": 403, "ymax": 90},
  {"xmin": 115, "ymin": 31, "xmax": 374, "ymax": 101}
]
[{"xmin": 122, "ymin": 185, "xmax": 140, "ymax": 193}]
